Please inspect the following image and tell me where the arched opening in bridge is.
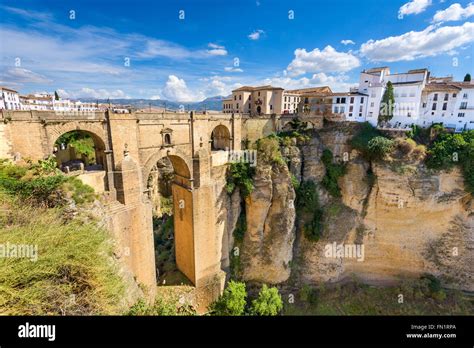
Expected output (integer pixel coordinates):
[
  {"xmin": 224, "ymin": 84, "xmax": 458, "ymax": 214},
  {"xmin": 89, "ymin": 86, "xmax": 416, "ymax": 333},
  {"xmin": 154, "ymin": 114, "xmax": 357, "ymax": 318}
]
[
  {"xmin": 211, "ymin": 125, "xmax": 231, "ymax": 151},
  {"xmin": 53, "ymin": 130, "xmax": 106, "ymax": 173},
  {"xmin": 147, "ymin": 154, "xmax": 194, "ymax": 286}
]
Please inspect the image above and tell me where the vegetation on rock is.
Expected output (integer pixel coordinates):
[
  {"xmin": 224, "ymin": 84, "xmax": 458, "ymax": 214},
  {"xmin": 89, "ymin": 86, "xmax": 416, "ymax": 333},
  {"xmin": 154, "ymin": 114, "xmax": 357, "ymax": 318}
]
[{"xmin": 321, "ymin": 149, "xmax": 346, "ymax": 197}]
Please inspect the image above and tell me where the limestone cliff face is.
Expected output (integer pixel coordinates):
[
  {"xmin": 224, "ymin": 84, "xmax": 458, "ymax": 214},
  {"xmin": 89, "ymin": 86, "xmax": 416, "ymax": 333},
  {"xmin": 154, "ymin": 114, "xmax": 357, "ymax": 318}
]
[
  {"xmin": 240, "ymin": 161, "xmax": 296, "ymax": 284},
  {"xmin": 231, "ymin": 125, "xmax": 473, "ymax": 291},
  {"xmin": 297, "ymin": 145, "xmax": 473, "ymax": 291}
]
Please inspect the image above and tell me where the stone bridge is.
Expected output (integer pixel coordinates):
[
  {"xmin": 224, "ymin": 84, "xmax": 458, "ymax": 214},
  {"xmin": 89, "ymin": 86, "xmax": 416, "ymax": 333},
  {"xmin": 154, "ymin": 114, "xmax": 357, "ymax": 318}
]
[{"xmin": 0, "ymin": 109, "xmax": 321, "ymax": 308}]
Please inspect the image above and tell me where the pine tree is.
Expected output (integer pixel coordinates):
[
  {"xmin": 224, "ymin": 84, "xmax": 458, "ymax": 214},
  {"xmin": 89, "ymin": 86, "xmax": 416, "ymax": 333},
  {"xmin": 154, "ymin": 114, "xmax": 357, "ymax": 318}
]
[
  {"xmin": 464, "ymin": 73, "xmax": 471, "ymax": 82},
  {"xmin": 54, "ymin": 91, "xmax": 60, "ymax": 100},
  {"xmin": 378, "ymin": 81, "xmax": 395, "ymax": 125}
]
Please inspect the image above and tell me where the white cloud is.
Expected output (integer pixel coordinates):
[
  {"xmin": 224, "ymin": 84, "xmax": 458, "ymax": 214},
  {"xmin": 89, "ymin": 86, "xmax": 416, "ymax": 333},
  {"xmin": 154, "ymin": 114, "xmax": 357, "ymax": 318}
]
[
  {"xmin": 398, "ymin": 0, "xmax": 432, "ymax": 17},
  {"xmin": 263, "ymin": 73, "xmax": 356, "ymax": 92},
  {"xmin": 0, "ymin": 67, "xmax": 51, "ymax": 84},
  {"xmin": 286, "ymin": 45, "xmax": 360, "ymax": 76},
  {"xmin": 224, "ymin": 67, "xmax": 243, "ymax": 72},
  {"xmin": 248, "ymin": 29, "xmax": 265, "ymax": 40},
  {"xmin": 341, "ymin": 39, "xmax": 355, "ymax": 45},
  {"xmin": 360, "ymin": 22, "xmax": 474, "ymax": 62},
  {"xmin": 433, "ymin": 2, "xmax": 474, "ymax": 22},
  {"xmin": 206, "ymin": 43, "xmax": 228, "ymax": 56},
  {"xmin": 160, "ymin": 75, "xmax": 204, "ymax": 102}
]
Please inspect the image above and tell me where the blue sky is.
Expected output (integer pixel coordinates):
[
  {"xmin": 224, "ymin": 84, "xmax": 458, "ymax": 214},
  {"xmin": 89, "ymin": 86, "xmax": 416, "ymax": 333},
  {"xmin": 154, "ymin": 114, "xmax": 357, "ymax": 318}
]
[{"xmin": 0, "ymin": 0, "xmax": 473, "ymax": 101}]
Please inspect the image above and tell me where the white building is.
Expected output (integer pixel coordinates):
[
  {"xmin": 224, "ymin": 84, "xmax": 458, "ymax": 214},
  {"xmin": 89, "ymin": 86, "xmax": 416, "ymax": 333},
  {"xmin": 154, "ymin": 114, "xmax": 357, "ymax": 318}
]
[
  {"xmin": 362, "ymin": 68, "xmax": 429, "ymax": 128},
  {"xmin": 0, "ymin": 87, "xmax": 21, "ymax": 110},
  {"xmin": 331, "ymin": 91, "xmax": 368, "ymax": 122},
  {"xmin": 20, "ymin": 94, "xmax": 54, "ymax": 110}
]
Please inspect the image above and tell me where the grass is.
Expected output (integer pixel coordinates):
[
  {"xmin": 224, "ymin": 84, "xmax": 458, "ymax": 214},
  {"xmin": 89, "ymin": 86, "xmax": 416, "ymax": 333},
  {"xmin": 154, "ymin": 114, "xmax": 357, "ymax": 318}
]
[
  {"xmin": 0, "ymin": 192, "xmax": 126, "ymax": 315},
  {"xmin": 282, "ymin": 280, "xmax": 473, "ymax": 315}
]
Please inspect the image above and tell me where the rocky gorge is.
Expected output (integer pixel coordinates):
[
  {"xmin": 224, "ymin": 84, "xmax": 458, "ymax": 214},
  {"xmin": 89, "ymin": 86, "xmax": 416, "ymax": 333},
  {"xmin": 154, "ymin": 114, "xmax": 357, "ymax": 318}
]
[{"xmin": 225, "ymin": 123, "xmax": 474, "ymax": 292}]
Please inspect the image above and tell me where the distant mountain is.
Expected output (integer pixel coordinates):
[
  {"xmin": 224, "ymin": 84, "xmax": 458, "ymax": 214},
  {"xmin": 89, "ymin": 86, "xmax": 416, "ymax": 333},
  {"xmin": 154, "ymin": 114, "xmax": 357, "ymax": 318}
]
[{"xmin": 79, "ymin": 96, "xmax": 228, "ymax": 112}]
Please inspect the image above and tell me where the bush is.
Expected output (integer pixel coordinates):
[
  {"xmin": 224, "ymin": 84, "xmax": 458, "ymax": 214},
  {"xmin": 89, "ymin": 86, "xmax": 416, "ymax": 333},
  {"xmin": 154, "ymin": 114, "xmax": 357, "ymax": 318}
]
[
  {"xmin": 396, "ymin": 138, "xmax": 416, "ymax": 155},
  {"xmin": 250, "ymin": 284, "xmax": 283, "ymax": 316},
  {"xmin": 367, "ymin": 136, "xmax": 394, "ymax": 161},
  {"xmin": 350, "ymin": 122, "xmax": 383, "ymax": 160},
  {"xmin": 296, "ymin": 180, "xmax": 324, "ymax": 241},
  {"xmin": 256, "ymin": 136, "xmax": 285, "ymax": 165},
  {"xmin": 226, "ymin": 162, "xmax": 255, "ymax": 197},
  {"xmin": 62, "ymin": 177, "xmax": 96, "ymax": 204},
  {"xmin": 425, "ymin": 130, "xmax": 474, "ymax": 193},
  {"xmin": 210, "ymin": 280, "xmax": 247, "ymax": 316},
  {"xmin": 321, "ymin": 149, "xmax": 346, "ymax": 197}
]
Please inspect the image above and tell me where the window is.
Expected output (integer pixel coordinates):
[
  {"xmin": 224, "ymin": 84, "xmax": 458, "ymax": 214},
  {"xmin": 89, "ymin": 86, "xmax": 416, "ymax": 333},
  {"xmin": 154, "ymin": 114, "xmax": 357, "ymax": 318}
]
[
  {"xmin": 284, "ymin": 103, "xmax": 287, "ymax": 109},
  {"xmin": 349, "ymin": 106, "xmax": 354, "ymax": 112},
  {"xmin": 401, "ymin": 93, "xmax": 407, "ymax": 98},
  {"xmin": 334, "ymin": 106, "xmax": 339, "ymax": 113},
  {"xmin": 359, "ymin": 105, "xmax": 363, "ymax": 113},
  {"xmin": 444, "ymin": 93, "xmax": 449, "ymax": 101},
  {"xmin": 463, "ymin": 93, "xmax": 468, "ymax": 99},
  {"xmin": 361, "ymin": 97, "xmax": 364, "ymax": 103},
  {"xmin": 249, "ymin": 95, "xmax": 251, "ymax": 100},
  {"xmin": 458, "ymin": 113, "xmax": 465, "ymax": 117},
  {"xmin": 350, "ymin": 97, "xmax": 354, "ymax": 104},
  {"xmin": 304, "ymin": 97, "xmax": 308, "ymax": 104},
  {"xmin": 236, "ymin": 103, "xmax": 239, "ymax": 109},
  {"xmin": 239, "ymin": 95, "xmax": 241, "ymax": 100},
  {"xmin": 434, "ymin": 93, "xmax": 438, "ymax": 101},
  {"xmin": 284, "ymin": 96, "xmax": 287, "ymax": 102},
  {"xmin": 234, "ymin": 95, "xmax": 236, "ymax": 101},
  {"xmin": 409, "ymin": 92, "xmax": 415, "ymax": 97},
  {"xmin": 359, "ymin": 113, "xmax": 362, "ymax": 117},
  {"xmin": 341, "ymin": 97, "xmax": 346, "ymax": 104},
  {"xmin": 370, "ymin": 102, "xmax": 374, "ymax": 107},
  {"xmin": 164, "ymin": 134, "xmax": 171, "ymax": 145},
  {"xmin": 371, "ymin": 93, "xmax": 376, "ymax": 98},
  {"xmin": 270, "ymin": 105, "xmax": 272, "ymax": 110},
  {"xmin": 258, "ymin": 92, "xmax": 261, "ymax": 96},
  {"xmin": 340, "ymin": 106, "xmax": 345, "ymax": 113},
  {"xmin": 460, "ymin": 102, "xmax": 468, "ymax": 109},
  {"xmin": 453, "ymin": 93, "xmax": 457, "ymax": 98},
  {"xmin": 442, "ymin": 103, "xmax": 447, "ymax": 111},
  {"xmin": 432, "ymin": 103, "xmax": 437, "ymax": 110},
  {"xmin": 336, "ymin": 97, "xmax": 340, "ymax": 104},
  {"xmin": 422, "ymin": 102, "xmax": 427, "ymax": 108},
  {"xmin": 348, "ymin": 113, "xmax": 352, "ymax": 117}
]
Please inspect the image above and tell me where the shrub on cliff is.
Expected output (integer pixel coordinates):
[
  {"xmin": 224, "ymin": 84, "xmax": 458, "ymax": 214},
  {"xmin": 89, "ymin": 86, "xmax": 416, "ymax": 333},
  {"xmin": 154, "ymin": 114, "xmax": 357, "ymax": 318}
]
[
  {"xmin": 250, "ymin": 284, "xmax": 283, "ymax": 316},
  {"xmin": 210, "ymin": 280, "xmax": 247, "ymax": 316},
  {"xmin": 225, "ymin": 162, "xmax": 255, "ymax": 197},
  {"xmin": 321, "ymin": 149, "xmax": 346, "ymax": 197},
  {"xmin": 296, "ymin": 180, "xmax": 323, "ymax": 241},
  {"xmin": 350, "ymin": 122, "xmax": 385, "ymax": 160},
  {"xmin": 425, "ymin": 130, "xmax": 474, "ymax": 194},
  {"xmin": 0, "ymin": 159, "xmax": 96, "ymax": 206},
  {"xmin": 255, "ymin": 136, "xmax": 286, "ymax": 165},
  {"xmin": 367, "ymin": 136, "xmax": 394, "ymax": 161}
]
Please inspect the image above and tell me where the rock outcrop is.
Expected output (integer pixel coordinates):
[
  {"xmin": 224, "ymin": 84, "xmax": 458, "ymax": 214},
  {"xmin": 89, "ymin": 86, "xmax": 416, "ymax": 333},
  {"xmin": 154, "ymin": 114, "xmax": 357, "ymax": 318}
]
[
  {"xmin": 240, "ymin": 161, "xmax": 296, "ymax": 283},
  {"xmin": 231, "ymin": 124, "xmax": 473, "ymax": 291}
]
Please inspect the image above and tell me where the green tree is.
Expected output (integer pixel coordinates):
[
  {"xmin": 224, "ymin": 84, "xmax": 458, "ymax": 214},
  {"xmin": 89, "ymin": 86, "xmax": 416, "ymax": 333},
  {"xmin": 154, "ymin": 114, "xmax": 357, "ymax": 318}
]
[
  {"xmin": 464, "ymin": 73, "xmax": 471, "ymax": 82},
  {"xmin": 250, "ymin": 284, "xmax": 283, "ymax": 316},
  {"xmin": 378, "ymin": 81, "xmax": 395, "ymax": 125},
  {"xmin": 54, "ymin": 90, "xmax": 60, "ymax": 100},
  {"xmin": 210, "ymin": 280, "xmax": 247, "ymax": 315}
]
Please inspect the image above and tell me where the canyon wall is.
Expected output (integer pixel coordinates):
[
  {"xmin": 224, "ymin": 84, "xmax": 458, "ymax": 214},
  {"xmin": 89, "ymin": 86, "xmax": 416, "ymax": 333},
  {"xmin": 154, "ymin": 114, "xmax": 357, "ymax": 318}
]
[{"xmin": 230, "ymin": 124, "xmax": 473, "ymax": 291}]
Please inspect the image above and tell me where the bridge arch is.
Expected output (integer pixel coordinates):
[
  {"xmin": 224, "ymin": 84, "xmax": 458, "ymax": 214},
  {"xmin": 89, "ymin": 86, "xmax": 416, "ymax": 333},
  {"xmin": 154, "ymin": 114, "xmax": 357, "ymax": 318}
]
[
  {"xmin": 144, "ymin": 151, "xmax": 196, "ymax": 284},
  {"xmin": 210, "ymin": 124, "xmax": 231, "ymax": 151}
]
